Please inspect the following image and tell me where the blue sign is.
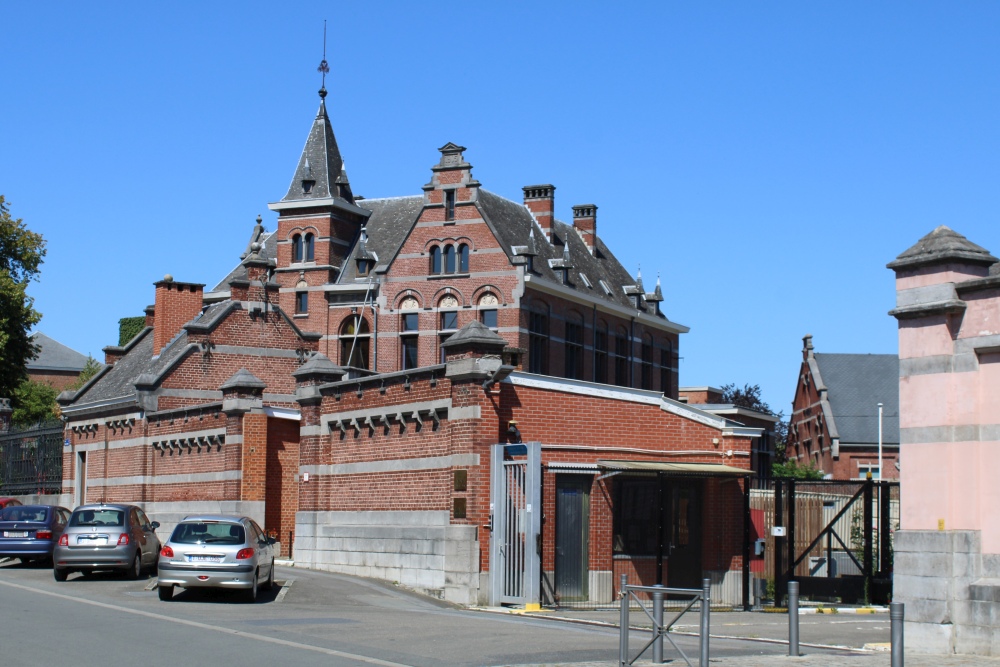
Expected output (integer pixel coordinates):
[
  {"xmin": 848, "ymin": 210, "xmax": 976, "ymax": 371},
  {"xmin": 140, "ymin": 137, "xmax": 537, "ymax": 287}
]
[
  {"xmin": 505, "ymin": 444, "xmax": 527, "ymax": 456},
  {"xmin": 64, "ymin": 438, "xmax": 70, "ymax": 447}
]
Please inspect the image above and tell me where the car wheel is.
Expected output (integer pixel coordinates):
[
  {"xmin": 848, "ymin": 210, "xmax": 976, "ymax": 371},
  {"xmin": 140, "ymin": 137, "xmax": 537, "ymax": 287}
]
[
  {"xmin": 128, "ymin": 552, "xmax": 142, "ymax": 580},
  {"xmin": 263, "ymin": 560, "xmax": 274, "ymax": 591},
  {"xmin": 53, "ymin": 568, "xmax": 68, "ymax": 582},
  {"xmin": 158, "ymin": 585, "xmax": 173, "ymax": 601},
  {"xmin": 244, "ymin": 569, "xmax": 258, "ymax": 602}
]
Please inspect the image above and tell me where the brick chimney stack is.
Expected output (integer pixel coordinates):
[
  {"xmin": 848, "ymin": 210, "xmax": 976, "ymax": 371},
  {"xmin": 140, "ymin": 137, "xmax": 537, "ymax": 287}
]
[
  {"xmin": 572, "ymin": 205, "xmax": 597, "ymax": 254},
  {"xmin": 152, "ymin": 275, "xmax": 205, "ymax": 356},
  {"xmin": 523, "ymin": 185, "xmax": 555, "ymax": 243}
]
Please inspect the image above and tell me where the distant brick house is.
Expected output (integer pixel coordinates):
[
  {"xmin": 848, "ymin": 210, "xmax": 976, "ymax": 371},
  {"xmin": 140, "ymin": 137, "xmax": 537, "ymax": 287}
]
[
  {"xmin": 27, "ymin": 333, "xmax": 93, "ymax": 391},
  {"xmin": 786, "ymin": 335, "xmax": 899, "ymax": 480},
  {"xmin": 56, "ymin": 86, "xmax": 765, "ymax": 607}
]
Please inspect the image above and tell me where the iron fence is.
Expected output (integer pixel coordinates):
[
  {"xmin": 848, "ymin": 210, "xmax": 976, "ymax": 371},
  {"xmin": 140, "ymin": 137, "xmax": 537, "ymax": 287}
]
[{"xmin": 0, "ymin": 421, "xmax": 64, "ymax": 495}]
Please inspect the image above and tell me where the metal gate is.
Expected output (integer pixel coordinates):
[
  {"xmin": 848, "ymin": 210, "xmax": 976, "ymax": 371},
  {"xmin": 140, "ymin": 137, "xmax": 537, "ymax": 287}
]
[
  {"xmin": 0, "ymin": 420, "xmax": 64, "ymax": 495},
  {"xmin": 489, "ymin": 442, "xmax": 541, "ymax": 607},
  {"xmin": 770, "ymin": 479, "xmax": 899, "ymax": 606}
]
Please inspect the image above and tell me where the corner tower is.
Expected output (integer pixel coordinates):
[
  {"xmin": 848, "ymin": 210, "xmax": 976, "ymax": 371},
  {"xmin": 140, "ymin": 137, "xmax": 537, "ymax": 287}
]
[{"xmin": 268, "ymin": 88, "xmax": 371, "ymax": 334}]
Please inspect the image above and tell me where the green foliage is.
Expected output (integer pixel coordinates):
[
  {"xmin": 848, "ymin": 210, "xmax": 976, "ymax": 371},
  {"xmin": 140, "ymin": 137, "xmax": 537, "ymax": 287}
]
[
  {"xmin": 0, "ymin": 195, "xmax": 46, "ymax": 398},
  {"xmin": 720, "ymin": 383, "xmax": 773, "ymax": 414},
  {"xmin": 118, "ymin": 316, "xmax": 146, "ymax": 346},
  {"xmin": 771, "ymin": 459, "xmax": 825, "ymax": 480},
  {"xmin": 69, "ymin": 356, "xmax": 103, "ymax": 391},
  {"xmin": 11, "ymin": 378, "xmax": 57, "ymax": 426}
]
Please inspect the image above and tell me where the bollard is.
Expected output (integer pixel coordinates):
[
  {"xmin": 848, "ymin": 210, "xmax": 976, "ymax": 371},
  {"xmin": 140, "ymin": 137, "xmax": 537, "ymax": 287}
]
[
  {"xmin": 700, "ymin": 578, "xmax": 711, "ymax": 667},
  {"xmin": 788, "ymin": 581, "xmax": 800, "ymax": 657},
  {"xmin": 619, "ymin": 575, "xmax": 629, "ymax": 666},
  {"xmin": 652, "ymin": 585, "xmax": 665, "ymax": 663},
  {"xmin": 891, "ymin": 602, "xmax": 904, "ymax": 667}
]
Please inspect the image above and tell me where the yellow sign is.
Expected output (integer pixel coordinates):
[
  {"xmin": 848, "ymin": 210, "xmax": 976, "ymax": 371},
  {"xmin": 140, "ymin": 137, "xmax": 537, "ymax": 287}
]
[{"xmin": 938, "ymin": 519, "xmax": 946, "ymax": 531}]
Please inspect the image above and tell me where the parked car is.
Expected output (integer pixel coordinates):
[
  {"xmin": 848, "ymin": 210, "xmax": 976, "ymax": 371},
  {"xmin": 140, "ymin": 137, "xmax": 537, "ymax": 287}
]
[
  {"xmin": 0, "ymin": 505, "xmax": 71, "ymax": 563},
  {"xmin": 157, "ymin": 515, "xmax": 275, "ymax": 602},
  {"xmin": 0, "ymin": 498, "xmax": 23, "ymax": 509},
  {"xmin": 52, "ymin": 504, "xmax": 160, "ymax": 581}
]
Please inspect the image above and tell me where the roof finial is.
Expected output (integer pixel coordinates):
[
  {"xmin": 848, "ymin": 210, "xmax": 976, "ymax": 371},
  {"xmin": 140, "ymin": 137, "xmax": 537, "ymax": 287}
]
[{"xmin": 317, "ymin": 20, "xmax": 330, "ymax": 100}]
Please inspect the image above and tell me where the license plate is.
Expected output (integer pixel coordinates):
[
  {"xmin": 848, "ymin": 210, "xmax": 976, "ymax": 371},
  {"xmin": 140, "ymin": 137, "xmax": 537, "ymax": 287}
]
[
  {"xmin": 2, "ymin": 531, "xmax": 27, "ymax": 538},
  {"xmin": 77, "ymin": 536, "xmax": 108, "ymax": 546},
  {"xmin": 187, "ymin": 555, "xmax": 223, "ymax": 563}
]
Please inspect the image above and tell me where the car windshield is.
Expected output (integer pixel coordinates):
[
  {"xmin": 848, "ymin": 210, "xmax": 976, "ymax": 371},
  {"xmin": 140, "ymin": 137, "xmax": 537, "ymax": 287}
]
[
  {"xmin": 171, "ymin": 522, "xmax": 245, "ymax": 545},
  {"xmin": 70, "ymin": 509, "xmax": 124, "ymax": 527},
  {"xmin": 0, "ymin": 506, "xmax": 48, "ymax": 522}
]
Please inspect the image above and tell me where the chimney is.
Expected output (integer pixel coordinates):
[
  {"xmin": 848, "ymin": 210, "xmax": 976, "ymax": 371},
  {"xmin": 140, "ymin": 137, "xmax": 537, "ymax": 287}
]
[
  {"xmin": 802, "ymin": 334, "xmax": 814, "ymax": 361},
  {"xmin": 153, "ymin": 275, "xmax": 205, "ymax": 356},
  {"xmin": 523, "ymin": 185, "xmax": 555, "ymax": 243},
  {"xmin": 572, "ymin": 204, "xmax": 597, "ymax": 254},
  {"xmin": 144, "ymin": 304, "xmax": 155, "ymax": 328}
]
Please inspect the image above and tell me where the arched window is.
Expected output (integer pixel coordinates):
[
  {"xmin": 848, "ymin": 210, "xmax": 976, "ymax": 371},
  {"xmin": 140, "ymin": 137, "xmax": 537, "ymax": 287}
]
[
  {"xmin": 339, "ymin": 316, "xmax": 370, "ymax": 370},
  {"xmin": 478, "ymin": 292, "xmax": 498, "ymax": 329},
  {"xmin": 430, "ymin": 246, "xmax": 442, "ymax": 274},
  {"xmin": 458, "ymin": 244, "xmax": 469, "ymax": 273},
  {"xmin": 565, "ymin": 313, "xmax": 584, "ymax": 380},
  {"xmin": 444, "ymin": 244, "xmax": 456, "ymax": 273},
  {"xmin": 528, "ymin": 304, "xmax": 550, "ymax": 375},
  {"xmin": 292, "ymin": 234, "xmax": 303, "ymax": 263},
  {"xmin": 438, "ymin": 294, "xmax": 460, "ymax": 363},
  {"xmin": 304, "ymin": 233, "xmax": 315, "ymax": 262}
]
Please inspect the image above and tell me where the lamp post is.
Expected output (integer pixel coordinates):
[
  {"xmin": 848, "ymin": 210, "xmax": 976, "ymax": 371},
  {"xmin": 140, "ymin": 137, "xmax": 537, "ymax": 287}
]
[{"xmin": 877, "ymin": 402, "xmax": 883, "ymax": 480}]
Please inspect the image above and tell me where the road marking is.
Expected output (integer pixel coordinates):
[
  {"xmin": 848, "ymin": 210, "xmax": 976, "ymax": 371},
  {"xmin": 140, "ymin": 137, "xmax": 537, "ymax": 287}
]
[
  {"xmin": 275, "ymin": 577, "xmax": 294, "ymax": 603},
  {"xmin": 0, "ymin": 578, "xmax": 412, "ymax": 667}
]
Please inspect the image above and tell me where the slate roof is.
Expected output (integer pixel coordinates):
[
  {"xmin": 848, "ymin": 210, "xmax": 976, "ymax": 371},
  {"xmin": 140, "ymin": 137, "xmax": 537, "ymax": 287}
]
[
  {"xmin": 66, "ymin": 302, "xmax": 232, "ymax": 410},
  {"xmin": 339, "ymin": 196, "xmax": 424, "ymax": 282},
  {"xmin": 476, "ymin": 189, "xmax": 656, "ymax": 314},
  {"xmin": 888, "ymin": 225, "xmax": 998, "ymax": 270},
  {"xmin": 281, "ymin": 99, "xmax": 354, "ymax": 204},
  {"xmin": 813, "ymin": 353, "xmax": 899, "ymax": 445},
  {"xmin": 28, "ymin": 333, "xmax": 92, "ymax": 372},
  {"xmin": 210, "ymin": 231, "xmax": 277, "ymax": 293}
]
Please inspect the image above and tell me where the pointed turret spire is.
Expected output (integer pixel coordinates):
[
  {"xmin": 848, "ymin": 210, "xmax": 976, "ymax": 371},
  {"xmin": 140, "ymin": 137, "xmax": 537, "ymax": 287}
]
[{"xmin": 281, "ymin": 34, "xmax": 354, "ymax": 205}]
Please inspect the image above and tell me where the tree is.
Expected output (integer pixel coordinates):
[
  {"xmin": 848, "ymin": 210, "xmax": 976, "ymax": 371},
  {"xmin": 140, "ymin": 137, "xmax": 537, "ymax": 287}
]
[
  {"xmin": 772, "ymin": 459, "xmax": 824, "ymax": 480},
  {"xmin": 11, "ymin": 378, "xmax": 57, "ymax": 426},
  {"xmin": 69, "ymin": 356, "xmax": 103, "ymax": 391},
  {"xmin": 720, "ymin": 383, "xmax": 773, "ymax": 414},
  {"xmin": 0, "ymin": 196, "xmax": 46, "ymax": 399}
]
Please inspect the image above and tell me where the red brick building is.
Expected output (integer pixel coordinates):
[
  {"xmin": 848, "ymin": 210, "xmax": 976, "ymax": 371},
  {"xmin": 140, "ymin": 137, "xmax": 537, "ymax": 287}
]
[
  {"xmin": 27, "ymin": 332, "xmax": 93, "ymax": 391},
  {"xmin": 786, "ymin": 335, "xmax": 899, "ymax": 480},
  {"xmin": 56, "ymin": 87, "xmax": 766, "ymax": 606}
]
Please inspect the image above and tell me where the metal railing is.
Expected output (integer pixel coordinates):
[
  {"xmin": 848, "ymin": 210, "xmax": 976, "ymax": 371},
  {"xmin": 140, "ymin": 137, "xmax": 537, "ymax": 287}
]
[
  {"xmin": 0, "ymin": 420, "xmax": 64, "ymax": 495},
  {"xmin": 618, "ymin": 577, "xmax": 711, "ymax": 667}
]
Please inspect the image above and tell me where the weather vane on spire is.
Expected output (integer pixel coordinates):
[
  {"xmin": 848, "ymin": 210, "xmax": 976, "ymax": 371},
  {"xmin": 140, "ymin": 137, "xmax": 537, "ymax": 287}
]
[{"xmin": 318, "ymin": 19, "xmax": 330, "ymax": 99}]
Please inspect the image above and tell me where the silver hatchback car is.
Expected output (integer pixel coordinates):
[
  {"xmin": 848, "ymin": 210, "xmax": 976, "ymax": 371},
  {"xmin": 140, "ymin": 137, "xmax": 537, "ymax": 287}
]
[
  {"xmin": 53, "ymin": 503, "xmax": 161, "ymax": 581},
  {"xmin": 156, "ymin": 515, "xmax": 275, "ymax": 602}
]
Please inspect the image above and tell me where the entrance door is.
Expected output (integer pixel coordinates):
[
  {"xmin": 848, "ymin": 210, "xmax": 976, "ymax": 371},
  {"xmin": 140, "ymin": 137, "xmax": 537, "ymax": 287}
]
[
  {"xmin": 666, "ymin": 480, "xmax": 702, "ymax": 589},
  {"xmin": 555, "ymin": 475, "xmax": 591, "ymax": 602},
  {"xmin": 75, "ymin": 451, "xmax": 87, "ymax": 506}
]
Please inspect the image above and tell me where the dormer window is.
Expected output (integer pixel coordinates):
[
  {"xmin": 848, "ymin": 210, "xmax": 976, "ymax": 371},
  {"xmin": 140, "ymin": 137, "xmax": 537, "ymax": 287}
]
[
  {"xmin": 444, "ymin": 189, "xmax": 456, "ymax": 221},
  {"xmin": 356, "ymin": 259, "xmax": 372, "ymax": 276},
  {"xmin": 302, "ymin": 179, "xmax": 315, "ymax": 194},
  {"xmin": 526, "ymin": 255, "xmax": 535, "ymax": 273}
]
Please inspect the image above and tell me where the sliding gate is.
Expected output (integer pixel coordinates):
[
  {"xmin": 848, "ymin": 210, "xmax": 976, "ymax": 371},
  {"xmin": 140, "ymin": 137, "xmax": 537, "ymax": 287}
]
[{"xmin": 489, "ymin": 442, "xmax": 542, "ymax": 607}]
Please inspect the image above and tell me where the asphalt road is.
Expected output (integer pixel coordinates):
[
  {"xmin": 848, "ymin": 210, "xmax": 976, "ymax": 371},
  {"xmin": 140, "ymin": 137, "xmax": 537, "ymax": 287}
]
[{"xmin": 0, "ymin": 559, "xmax": 868, "ymax": 666}]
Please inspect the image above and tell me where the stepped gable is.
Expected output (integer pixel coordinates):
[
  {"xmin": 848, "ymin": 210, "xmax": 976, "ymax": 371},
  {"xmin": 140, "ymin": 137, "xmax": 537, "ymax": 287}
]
[{"xmin": 888, "ymin": 225, "xmax": 997, "ymax": 270}]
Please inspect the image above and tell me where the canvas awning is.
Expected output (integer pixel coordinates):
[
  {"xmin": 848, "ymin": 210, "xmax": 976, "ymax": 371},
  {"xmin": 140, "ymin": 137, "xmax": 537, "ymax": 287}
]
[{"xmin": 597, "ymin": 459, "xmax": 749, "ymax": 477}]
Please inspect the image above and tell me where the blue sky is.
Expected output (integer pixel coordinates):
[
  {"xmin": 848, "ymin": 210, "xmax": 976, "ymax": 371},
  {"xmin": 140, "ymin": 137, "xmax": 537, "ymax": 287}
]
[{"xmin": 3, "ymin": 3, "xmax": 999, "ymax": 414}]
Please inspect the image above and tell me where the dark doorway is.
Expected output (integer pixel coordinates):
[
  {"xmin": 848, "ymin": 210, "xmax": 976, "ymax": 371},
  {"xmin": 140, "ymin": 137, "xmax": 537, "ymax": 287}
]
[
  {"xmin": 555, "ymin": 475, "xmax": 591, "ymax": 602},
  {"xmin": 614, "ymin": 475, "xmax": 704, "ymax": 589},
  {"xmin": 666, "ymin": 480, "xmax": 703, "ymax": 589}
]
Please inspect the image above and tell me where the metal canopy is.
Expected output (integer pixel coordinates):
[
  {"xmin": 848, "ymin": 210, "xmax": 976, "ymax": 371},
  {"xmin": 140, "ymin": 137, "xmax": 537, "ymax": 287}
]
[{"xmin": 597, "ymin": 459, "xmax": 749, "ymax": 477}]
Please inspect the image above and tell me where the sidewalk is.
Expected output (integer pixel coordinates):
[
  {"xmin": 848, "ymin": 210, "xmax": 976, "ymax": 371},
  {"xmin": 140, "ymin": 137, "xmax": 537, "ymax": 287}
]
[{"xmin": 517, "ymin": 656, "xmax": 1000, "ymax": 667}]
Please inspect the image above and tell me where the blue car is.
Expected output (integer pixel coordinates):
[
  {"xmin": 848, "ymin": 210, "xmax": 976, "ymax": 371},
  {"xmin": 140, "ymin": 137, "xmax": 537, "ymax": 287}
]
[{"xmin": 0, "ymin": 505, "xmax": 71, "ymax": 564}]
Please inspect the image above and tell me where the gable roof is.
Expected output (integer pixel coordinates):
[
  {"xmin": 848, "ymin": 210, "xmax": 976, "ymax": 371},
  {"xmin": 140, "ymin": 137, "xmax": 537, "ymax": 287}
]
[
  {"xmin": 28, "ymin": 333, "xmax": 92, "ymax": 372},
  {"xmin": 813, "ymin": 353, "xmax": 899, "ymax": 445}
]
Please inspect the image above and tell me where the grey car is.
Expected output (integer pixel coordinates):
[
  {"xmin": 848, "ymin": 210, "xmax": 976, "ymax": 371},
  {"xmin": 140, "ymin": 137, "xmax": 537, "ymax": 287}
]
[
  {"xmin": 156, "ymin": 515, "xmax": 275, "ymax": 602},
  {"xmin": 53, "ymin": 504, "xmax": 160, "ymax": 581}
]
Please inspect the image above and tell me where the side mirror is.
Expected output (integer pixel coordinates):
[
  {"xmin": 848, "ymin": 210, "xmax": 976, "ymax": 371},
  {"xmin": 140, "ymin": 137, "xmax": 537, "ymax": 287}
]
[
  {"xmin": 267, "ymin": 536, "xmax": 277, "ymax": 546},
  {"xmin": 151, "ymin": 521, "xmax": 160, "ymax": 531}
]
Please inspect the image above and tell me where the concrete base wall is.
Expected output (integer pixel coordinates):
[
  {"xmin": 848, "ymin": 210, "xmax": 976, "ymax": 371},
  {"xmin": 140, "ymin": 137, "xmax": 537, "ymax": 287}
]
[
  {"xmin": 894, "ymin": 529, "xmax": 1000, "ymax": 656},
  {"xmin": 140, "ymin": 501, "xmax": 266, "ymax": 543},
  {"xmin": 295, "ymin": 511, "xmax": 480, "ymax": 605}
]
